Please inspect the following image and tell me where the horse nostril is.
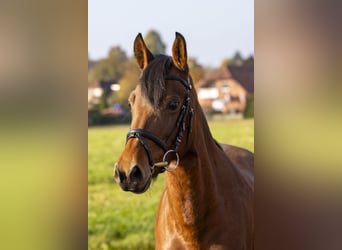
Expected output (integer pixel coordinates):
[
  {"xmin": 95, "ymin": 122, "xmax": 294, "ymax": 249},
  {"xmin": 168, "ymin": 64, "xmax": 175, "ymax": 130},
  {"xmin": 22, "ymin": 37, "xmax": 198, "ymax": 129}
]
[
  {"xmin": 114, "ymin": 164, "xmax": 127, "ymax": 183},
  {"xmin": 129, "ymin": 165, "xmax": 143, "ymax": 182}
]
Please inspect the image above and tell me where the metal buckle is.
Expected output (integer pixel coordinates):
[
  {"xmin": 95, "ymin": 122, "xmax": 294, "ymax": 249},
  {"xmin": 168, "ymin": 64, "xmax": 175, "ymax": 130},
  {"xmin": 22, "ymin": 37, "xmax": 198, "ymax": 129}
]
[
  {"xmin": 153, "ymin": 150, "xmax": 180, "ymax": 172},
  {"xmin": 163, "ymin": 150, "xmax": 179, "ymax": 172}
]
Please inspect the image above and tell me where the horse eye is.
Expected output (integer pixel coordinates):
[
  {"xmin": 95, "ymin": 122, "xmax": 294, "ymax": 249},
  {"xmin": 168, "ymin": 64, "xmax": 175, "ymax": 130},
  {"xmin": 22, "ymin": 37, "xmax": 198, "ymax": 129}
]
[{"xmin": 167, "ymin": 100, "xmax": 179, "ymax": 111}]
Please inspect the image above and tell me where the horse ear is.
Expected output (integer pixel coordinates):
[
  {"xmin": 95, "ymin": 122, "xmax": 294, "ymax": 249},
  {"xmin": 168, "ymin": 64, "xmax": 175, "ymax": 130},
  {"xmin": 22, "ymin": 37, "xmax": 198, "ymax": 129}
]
[
  {"xmin": 134, "ymin": 33, "xmax": 154, "ymax": 69},
  {"xmin": 172, "ymin": 32, "xmax": 188, "ymax": 71}
]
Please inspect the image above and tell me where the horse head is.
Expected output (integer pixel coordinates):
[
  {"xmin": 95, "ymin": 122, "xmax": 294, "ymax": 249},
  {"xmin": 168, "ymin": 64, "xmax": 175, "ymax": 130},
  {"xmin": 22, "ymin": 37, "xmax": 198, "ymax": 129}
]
[{"xmin": 114, "ymin": 32, "xmax": 195, "ymax": 193}]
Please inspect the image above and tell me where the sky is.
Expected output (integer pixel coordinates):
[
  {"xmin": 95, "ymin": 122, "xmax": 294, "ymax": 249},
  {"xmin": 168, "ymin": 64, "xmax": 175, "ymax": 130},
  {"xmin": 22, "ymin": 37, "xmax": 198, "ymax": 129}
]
[{"xmin": 88, "ymin": 0, "xmax": 254, "ymax": 67}]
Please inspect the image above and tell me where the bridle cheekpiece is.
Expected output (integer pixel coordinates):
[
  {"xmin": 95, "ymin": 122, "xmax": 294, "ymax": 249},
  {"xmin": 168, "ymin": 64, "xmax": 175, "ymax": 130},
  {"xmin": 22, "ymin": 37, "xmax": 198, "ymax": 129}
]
[{"xmin": 126, "ymin": 75, "xmax": 194, "ymax": 173}]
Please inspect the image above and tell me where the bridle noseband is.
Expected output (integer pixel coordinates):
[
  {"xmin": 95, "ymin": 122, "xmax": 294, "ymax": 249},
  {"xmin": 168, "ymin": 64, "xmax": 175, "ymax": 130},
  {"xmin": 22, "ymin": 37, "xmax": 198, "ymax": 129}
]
[{"xmin": 126, "ymin": 75, "xmax": 194, "ymax": 173}]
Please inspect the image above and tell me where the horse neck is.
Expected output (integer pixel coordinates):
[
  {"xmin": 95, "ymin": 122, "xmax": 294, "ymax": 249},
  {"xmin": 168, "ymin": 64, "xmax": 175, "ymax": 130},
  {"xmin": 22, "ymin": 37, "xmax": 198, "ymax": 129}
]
[{"xmin": 164, "ymin": 105, "xmax": 234, "ymax": 225}]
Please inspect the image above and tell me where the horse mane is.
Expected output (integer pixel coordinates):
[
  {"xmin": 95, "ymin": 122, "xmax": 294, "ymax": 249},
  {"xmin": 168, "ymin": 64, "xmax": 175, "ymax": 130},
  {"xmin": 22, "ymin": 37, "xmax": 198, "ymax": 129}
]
[{"xmin": 140, "ymin": 55, "xmax": 172, "ymax": 109}]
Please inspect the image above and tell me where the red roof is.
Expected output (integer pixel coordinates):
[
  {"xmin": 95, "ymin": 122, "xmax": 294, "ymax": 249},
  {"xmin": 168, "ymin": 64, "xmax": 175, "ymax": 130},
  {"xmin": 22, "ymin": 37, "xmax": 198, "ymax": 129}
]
[{"xmin": 199, "ymin": 65, "xmax": 254, "ymax": 94}]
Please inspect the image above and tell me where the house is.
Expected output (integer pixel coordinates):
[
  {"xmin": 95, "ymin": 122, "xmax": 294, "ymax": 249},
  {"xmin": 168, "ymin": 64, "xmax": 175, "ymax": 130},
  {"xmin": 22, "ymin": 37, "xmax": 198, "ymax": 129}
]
[
  {"xmin": 88, "ymin": 80, "xmax": 120, "ymax": 109},
  {"xmin": 197, "ymin": 64, "xmax": 254, "ymax": 114}
]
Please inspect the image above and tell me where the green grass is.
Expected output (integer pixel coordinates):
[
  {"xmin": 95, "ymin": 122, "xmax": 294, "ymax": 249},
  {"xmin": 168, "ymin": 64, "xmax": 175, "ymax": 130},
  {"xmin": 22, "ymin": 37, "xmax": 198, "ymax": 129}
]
[{"xmin": 88, "ymin": 119, "xmax": 254, "ymax": 250}]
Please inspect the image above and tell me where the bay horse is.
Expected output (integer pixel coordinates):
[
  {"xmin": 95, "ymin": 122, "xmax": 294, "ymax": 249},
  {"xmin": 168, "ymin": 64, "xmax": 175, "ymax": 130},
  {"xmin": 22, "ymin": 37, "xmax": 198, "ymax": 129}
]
[{"xmin": 114, "ymin": 32, "xmax": 254, "ymax": 249}]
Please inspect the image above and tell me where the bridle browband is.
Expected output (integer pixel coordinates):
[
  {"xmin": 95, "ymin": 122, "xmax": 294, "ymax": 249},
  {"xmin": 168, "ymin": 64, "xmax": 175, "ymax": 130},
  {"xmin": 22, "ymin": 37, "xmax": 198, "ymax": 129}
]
[{"xmin": 126, "ymin": 75, "xmax": 194, "ymax": 173}]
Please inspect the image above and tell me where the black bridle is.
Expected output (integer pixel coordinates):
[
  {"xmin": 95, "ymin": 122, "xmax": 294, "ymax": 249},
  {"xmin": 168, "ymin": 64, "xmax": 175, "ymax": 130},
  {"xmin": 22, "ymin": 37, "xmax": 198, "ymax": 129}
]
[{"xmin": 126, "ymin": 75, "xmax": 194, "ymax": 172}]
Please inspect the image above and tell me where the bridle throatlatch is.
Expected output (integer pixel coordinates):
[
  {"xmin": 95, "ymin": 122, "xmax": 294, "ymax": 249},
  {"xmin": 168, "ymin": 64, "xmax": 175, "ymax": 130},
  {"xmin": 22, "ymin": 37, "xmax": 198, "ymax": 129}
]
[{"xmin": 126, "ymin": 75, "xmax": 194, "ymax": 173}]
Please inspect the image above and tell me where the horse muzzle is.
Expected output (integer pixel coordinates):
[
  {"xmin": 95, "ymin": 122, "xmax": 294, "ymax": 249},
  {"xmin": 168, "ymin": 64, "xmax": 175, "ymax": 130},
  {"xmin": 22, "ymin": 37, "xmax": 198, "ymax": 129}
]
[{"xmin": 114, "ymin": 163, "xmax": 151, "ymax": 194}]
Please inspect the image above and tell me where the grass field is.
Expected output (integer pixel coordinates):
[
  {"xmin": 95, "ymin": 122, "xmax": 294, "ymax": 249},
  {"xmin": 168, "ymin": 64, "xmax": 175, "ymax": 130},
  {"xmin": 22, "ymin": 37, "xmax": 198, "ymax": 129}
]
[{"xmin": 88, "ymin": 119, "xmax": 254, "ymax": 250}]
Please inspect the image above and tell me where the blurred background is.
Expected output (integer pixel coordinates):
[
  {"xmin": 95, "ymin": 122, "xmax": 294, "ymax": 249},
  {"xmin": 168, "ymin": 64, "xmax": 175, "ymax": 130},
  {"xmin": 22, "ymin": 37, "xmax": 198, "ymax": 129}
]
[{"xmin": 87, "ymin": 0, "xmax": 254, "ymax": 126}]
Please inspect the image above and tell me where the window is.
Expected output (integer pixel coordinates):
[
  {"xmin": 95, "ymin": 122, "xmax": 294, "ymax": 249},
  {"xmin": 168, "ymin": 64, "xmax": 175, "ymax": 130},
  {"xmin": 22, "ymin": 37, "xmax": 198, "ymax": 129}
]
[{"xmin": 221, "ymin": 81, "xmax": 230, "ymax": 93}]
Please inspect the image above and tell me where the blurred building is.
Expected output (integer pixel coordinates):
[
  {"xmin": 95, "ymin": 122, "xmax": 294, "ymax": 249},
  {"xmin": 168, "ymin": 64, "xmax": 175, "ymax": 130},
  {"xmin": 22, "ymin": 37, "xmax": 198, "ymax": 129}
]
[
  {"xmin": 197, "ymin": 64, "xmax": 254, "ymax": 114},
  {"xmin": 88, "ymin": 80, "xmax": 120, "ymax": 109}
]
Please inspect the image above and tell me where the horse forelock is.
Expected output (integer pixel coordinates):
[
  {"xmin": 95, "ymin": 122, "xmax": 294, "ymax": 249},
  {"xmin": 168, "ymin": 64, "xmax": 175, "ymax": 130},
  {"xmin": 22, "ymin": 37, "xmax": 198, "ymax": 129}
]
[{"xmin": 140, "ymin": 55, "xmax": 172, "ymax": 109}]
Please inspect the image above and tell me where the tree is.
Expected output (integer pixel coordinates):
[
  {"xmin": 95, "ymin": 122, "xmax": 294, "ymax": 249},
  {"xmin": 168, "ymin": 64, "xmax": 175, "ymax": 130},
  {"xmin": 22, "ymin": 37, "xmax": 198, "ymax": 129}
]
[
  {"xmin": 88, "ymin": 46, "xmax": 128, "ymax": 83},
  {"xmin": 114, "ymin": 57, "xmax": 141, "ymax": 108},
  {"xmin": 88, "ymin": 53, "xmax": 97, "ymax": 69},
  {"xmin": 98, "ymin": 91, "xmax": 109, "ymax": 111},
  {"xmin": 221, "ymin": 51, "xmax": 244, "ymax": 67},
  {"xmin": 188, "ymin": 57, "xmax": 205, "ymax": 85},
  {"xmin": 231, "ymin": 51, "xmax": 244, "ymax": 66},
  {"xmin": 243, "ymin": 94, "xmax": 254, "ymax": 118},
  {"xmin": 243, "ymin": 55, "xmax": 254, "ymax": 66},
  {"xmin": 144, "ymin": 30, "xmax": 166, "ymax": 55},
  {"xmin": 220, "ymin": 58, "xmax": 233, "ymax": 67}
]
